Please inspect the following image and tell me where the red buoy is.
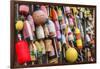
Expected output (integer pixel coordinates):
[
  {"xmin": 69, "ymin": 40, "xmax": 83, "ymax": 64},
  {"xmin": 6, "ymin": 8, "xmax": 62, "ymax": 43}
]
[{"xmin": 16, "ymin": 40, "xmax": 31, "ymax": 64}]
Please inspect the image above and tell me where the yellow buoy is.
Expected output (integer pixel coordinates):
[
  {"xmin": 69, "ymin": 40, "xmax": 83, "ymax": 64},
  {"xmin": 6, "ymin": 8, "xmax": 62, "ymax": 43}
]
[
  {"xmin": 75, "ymin": 27, "xmax": 80, "ymax": 34},
  {"xmin": 15, "ymin": 20, "xmax": 24, "ymax": 31},
  {"xmin": 65, "ymin": 47, "xmax": 78, "ymax": 63}
]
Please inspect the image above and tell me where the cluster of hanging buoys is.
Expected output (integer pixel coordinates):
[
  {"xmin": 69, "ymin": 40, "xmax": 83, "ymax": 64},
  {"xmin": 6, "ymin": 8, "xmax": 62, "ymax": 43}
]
[{"xmin": 14, "ymin": 3, "xmax": 95, "ymax": 65}]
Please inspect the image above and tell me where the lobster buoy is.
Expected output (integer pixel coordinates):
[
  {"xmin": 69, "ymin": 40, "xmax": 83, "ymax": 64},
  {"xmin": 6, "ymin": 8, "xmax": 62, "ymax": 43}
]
[
  {"xmin": 27, "ymin": 15, "xmax": 35, "ymax": 31},
  {"xmin": 35, "ymin": 41, "xmax": 42, "ymax": 53},
  {"xmin": 84, "ymin": 9, "xmax": 90, "ymax": 18},
  {"xmin": 16, "ymin": 40, "xmax": 31, "ymax": 64},
  {"xmin": 54, "ymin": 21, "xmax": 61, "ymax": 40},
  {"xmin": 19, "ymin": 5, "xmax": 29, "ymax": 16},
  {"xmin": 50, "ymin": 7, "xmax": 58, "ymax": 21},
  {"xmin": 45, "ymin": 39, "xmax": 55, "ymax": 56},
  {"xmin": 69, "ymin": 17, "xmax": 74, "ymax": 28},
  {"xmin": 23, "ymin": 20, "xmax": 34, "ymax": 40},
  {"xmin": 47, "ymin": 20, "xmax": 56, "ymax": 37},
  {"xmin": 15, "ymin": 20, "xmax": 24, "ymax": 31},
  {"xmin": 79, "ymin": 8, "xmax": 85, "ymax": 18},
  {"xmin": 68, "ymin": 27, "xmax": 74, "ymax": 41},
  {"xmin": 40, "ymin": 5, "xmax": 48, "ymax": 17},
  {"xmin": 65, "ymin": 47, "xmax": 78, "ymax": 63},
  {"xmin": 75, "ymin": 27, "xmax": 83, "ymax": 49},
  {"xmin": 33, "ymin": 10, "xmax": 48, "ymax": 25},
  {"xmin": 29, "ymin": 42, "xmax": 37, "ymax": 61},
  {"xmin": 54, "ymin": 20, "xmax": 60, "ymax": 31},
  {"xmin": 72, "ymin": 7, "xmax": 78, "ymax": 15},
  {"xmin": 43, "ymin": 24, "xmax": 49, "ymax": 38},
  {"xmin": 58, "ymin": 8, "xmax": 63, "ymax": 21},
  {"xmin": 39, "ymin": 40, "xmax": 46, "ymax": 54},
  {"xmin": 32, "ymin": 5, "xmax": 48, "ymax": 25},
  {"xmin": 36, "ymin": 25, "xmax": 45, "ymax": 39},
  {"xmin": 86, "ymin": 34, "xmax": 91, "ymax": 42},
  {"xmin": 61, "ymin": 17, "xmax": 66, "ymax": 30},
  {"xmin": 64, "ymin": 7, "xmax": 71, "ymax": 14},
  {"xmin": 45, "ymin": 39, "xmax": 53, "ymax": 53},
  {"xmin": 65, "ymin": 17, "xmax": 69, "ymax": 25},
  {"xmin": 56, "ymin": 30, "xmax": 61, "ymax": 40},
  {"xmin": 61, "ymin": 34, "xmax": 66, "ymax": 44},
  {"xmin": 88, "ymin": 14, "xmax": 93, "ymax": 21}
]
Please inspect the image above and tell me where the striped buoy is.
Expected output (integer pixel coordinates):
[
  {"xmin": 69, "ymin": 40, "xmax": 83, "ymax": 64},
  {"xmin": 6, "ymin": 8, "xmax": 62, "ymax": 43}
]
[
  {"xmin": 75, "ymin": 27, "xmax": 83, "ymax": 49},
  {"xmin": 27, "ymin": 15, "xmax": 35, "ymax": 31},
  {"xmin": 23, "ymin": 20, "xmax": 34, "ymax": 40},
  {"xmin": 68, "ymin": 27, "xmax": 74, "ymax": 41},
  {"xmin": 58, "ymin": 8, "xmax": 63, "ymax": 21}
]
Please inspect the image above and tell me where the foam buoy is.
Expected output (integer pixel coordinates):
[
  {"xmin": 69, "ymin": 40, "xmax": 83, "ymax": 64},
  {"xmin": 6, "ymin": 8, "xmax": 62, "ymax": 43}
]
[
  {"xmin": 27, "ymin": 15, "xmax": 35, "ymax": 31},
  {"xmin": 39, "ymin": 40, "xmax": 46, "ymax": 54},
  {"xmin": 56, "ymin": 30, "xmax": 61, "ymax": 40},
  {"xmin": 44, "ymin": 39, "xmax": 55, "ymax": 56},
  {"xmin": 16, "ymin": 40, "xmax": 31, "ymax": 64},
  {"xmin": 64, "ymin": 7, "xmax": 71, "ymax": 14},
  {"xmin": 51, "ymin": 7, "xmax": 58, "ymax": 21},
  {"xmin": 65, "ymin": 47, "xmax": 78, "ymax": 63},
  {"xmin": 69, "ymin": 17, "xmax": 74, "ymax": 28},
  {"xmin": 35, "ymin": 41, "xmax": 42, "ymax": 53},
  {"xmin": 19, "ymin": 5, "xmax": 29, "ymax": 16},
  {"xmin": 32, "ymin": 5, "xmax": 48, "ymax": 25},
  {"xmin": 86, "ymin": 34, "xmax": 91, "ymax": 42},
  {"xmin": 36, "ymin": 25, "xmax": 45, "ymax": 39},
  {"xmin": 40, "ymin": 5, "xmax": 48, "ymax": 16},
  {"xmin": 54, "ymin": 20, "xmax": 60, "ymax": 31},
  {"xmin": 23, "ymin": 20, "xmax": 34, "ymax": 40},
  {"xmin": 33, "ymin": 10, "xmax": 48, "ymax": 25},
  {"xmin": 15, "ymin": 20, "xmax": 24, "ymax": 31},
  {"xmin": 68, "ymin": 27, "xmax": 74, "ymax": 41},
  {"xmin": 35, "ymin": 41, "xmax": 43, "ymax": 64},
  {"xmin": 58, "ymin": 8, "xmax": 63, "ymax": 21},
  {"xmin": 44, "ymin": 24, "xmax": 49, "ymax": 38},
  {"xmin": 75, "ymin": 27, "xmax": 83, "ymax": 49},
  {"xmin": 72, "ymin": 7, "xmax": 78, "ymax": 15},
  {"xmin": 47, "ymin": 20, "xmax": 56, "ymax": 37},
  {"xmin": 61, "ymin": 34, "xmax": 66, "ymax": 44},
  {"xmin": 29, "ymin": 42, "xmax": 37, "ymax": 62}
]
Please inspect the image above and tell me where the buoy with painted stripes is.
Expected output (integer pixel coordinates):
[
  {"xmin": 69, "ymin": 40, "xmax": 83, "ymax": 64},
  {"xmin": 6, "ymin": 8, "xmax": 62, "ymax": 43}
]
[
  {"xmin": 27, "ymin": 15, "xmax": 35, "ymax": 31},
  {"xmin": 75, "ymin": 27, "xmax": 83, "ymax": 49},
  {"xmin": 58, "ymin": 8, "xmax": 63, "ymax": 21},
  {"xmin": 23, "ymin": 20, "xmax": 34, "ymax": 40}
]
